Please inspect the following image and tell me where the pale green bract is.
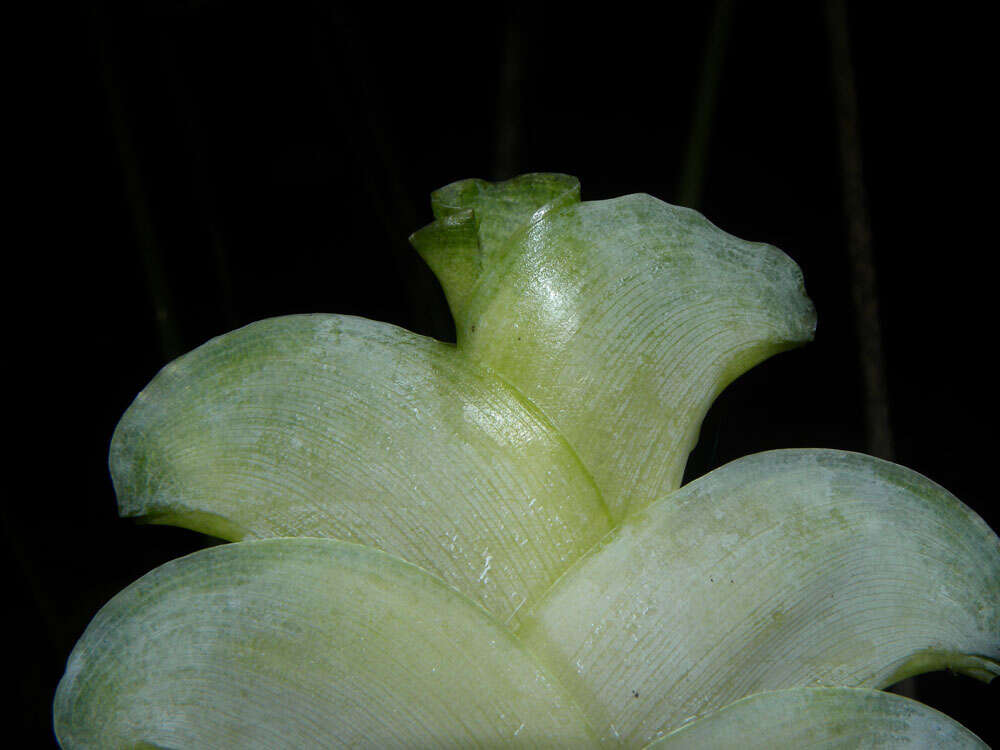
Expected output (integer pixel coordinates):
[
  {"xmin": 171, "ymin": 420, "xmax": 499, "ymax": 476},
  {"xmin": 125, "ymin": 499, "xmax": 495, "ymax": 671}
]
[
  {"xmin": 647, "ymin": 688, "xmax": 988, "ymax": 749},
  {"xmin": 55, "ymin": 174, "xmax": 999, "ymax": 748}
]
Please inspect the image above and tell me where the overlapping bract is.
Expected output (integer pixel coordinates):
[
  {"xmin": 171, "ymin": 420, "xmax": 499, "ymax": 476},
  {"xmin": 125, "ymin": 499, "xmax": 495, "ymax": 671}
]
[
  {"xmin": 647, "ymin": 688, "xmax": 988, "ymax": 748},
  {"xmin": 54, "ymin": 539, "xmax": 598, "ymax": 748},
  {"xmin": 56, "ymin": 175, "xmax": 999, "ymax": 747},
  {"xmin": 519, "ymin": 449, "xmax": 1000, "ymax": 745},
  {"xmin": 108, "ymin": 313, "xmax": 609, "ymax": 627}
]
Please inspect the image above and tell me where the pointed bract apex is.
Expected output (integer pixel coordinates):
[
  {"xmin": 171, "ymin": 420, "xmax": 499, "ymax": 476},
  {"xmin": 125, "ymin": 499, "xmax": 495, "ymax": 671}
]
[
  {"xmin": 409, "ymin": 173, "xmax": 581, "ymax": 326},
  {"xmin": 409, "ymin": 209, "xmax": 481, "ymax": 320}
]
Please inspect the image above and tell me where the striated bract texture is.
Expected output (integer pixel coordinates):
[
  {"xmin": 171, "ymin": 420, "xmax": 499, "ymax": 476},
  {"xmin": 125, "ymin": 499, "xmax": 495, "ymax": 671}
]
[{"xmin": 55, "ymin": 174, "xmax": 998, "ymax": 748}]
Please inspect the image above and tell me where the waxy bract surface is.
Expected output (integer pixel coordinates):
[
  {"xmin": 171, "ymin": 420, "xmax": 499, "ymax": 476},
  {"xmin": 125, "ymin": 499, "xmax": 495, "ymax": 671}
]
[{"xmin": 56, "ymin": 175, "xmax": 999, "ymax": 748}]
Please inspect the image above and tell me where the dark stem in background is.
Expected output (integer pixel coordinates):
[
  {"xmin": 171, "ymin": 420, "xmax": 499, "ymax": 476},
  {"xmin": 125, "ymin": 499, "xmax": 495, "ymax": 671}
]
[
  {"xmin": 157, "ymin": 29, "xmax": 238, "ymax": 329},
  {"xmin": 825, "ymin": 0, "xmax": 909, "ymax": 698},
  {"xmin": 94, "ymin": 3, "xmax": 182, "ymax": 363},
  {"xmin": 824, "ymin": 0, "xmax": 894, "ymax": 463},
  {"xmin": 677, "ymin": 0, "xmax": 733, "ymax": 208},
  {"xmin": 312, "ymin": 9, "xmax": 453, "ymax": 342},
  {"xmin": 494, "ymin": 9, "xmax": 525, "ymax": 181},
  {"xmin": 677, "ymin": 0, "xmax": 733, "ymax": 479}
]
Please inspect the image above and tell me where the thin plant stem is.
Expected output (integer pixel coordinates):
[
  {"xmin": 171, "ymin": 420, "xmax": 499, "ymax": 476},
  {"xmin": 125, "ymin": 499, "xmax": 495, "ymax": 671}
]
[
  {"xmin": 157, "ymin": 29, "xmax": 238, "ymax": 328},
  {"xmin": 824, "ymin": 0, "xmax": 894, "ymax": 463},
  {"xmin": 677, "ymin": 0, "xmax": 733, "ymax": 209},
  {"xmin": 494, "ymin": 10, "xmax": 525, "ymax": 181},
  {"xmin": 94, "ymin": 3, "xmax": 182, "ymax": 362},
  {"xmin": 824, "ymin": 0, "xmax": 909, "ymax": 699},
  {"xmin": 312, "ymin": 8, "xmax": 452, "ymax": 341}
]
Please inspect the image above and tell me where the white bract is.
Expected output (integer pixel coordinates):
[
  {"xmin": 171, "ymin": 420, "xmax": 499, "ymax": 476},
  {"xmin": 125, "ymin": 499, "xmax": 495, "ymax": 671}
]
[{"xmin": 55, "ymin": 174, "xmax": 998, "ymax": 748}]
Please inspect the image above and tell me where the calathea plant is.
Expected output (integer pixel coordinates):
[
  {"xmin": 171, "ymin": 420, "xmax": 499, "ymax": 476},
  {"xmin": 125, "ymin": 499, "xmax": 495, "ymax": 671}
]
[{"xmin": 54, "ymin": 174, "xmax": 999, "ymax": 747}]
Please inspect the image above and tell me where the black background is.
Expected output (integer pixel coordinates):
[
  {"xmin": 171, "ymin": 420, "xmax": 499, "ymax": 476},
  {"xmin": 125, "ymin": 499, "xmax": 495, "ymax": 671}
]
[{"xmin": 16, "ymin": 1, "xmax": 998, "ymax": 745}]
